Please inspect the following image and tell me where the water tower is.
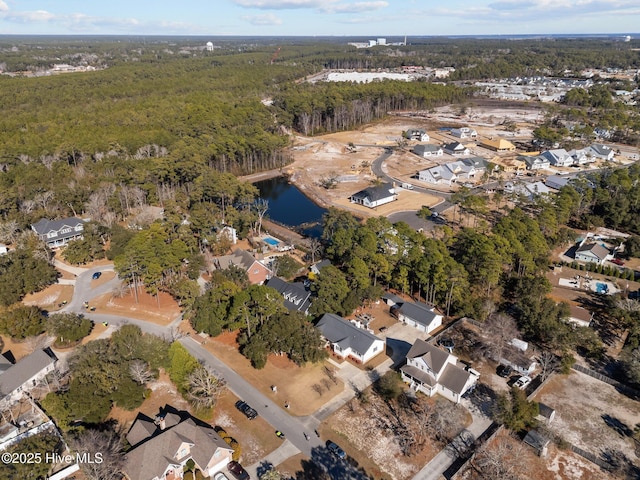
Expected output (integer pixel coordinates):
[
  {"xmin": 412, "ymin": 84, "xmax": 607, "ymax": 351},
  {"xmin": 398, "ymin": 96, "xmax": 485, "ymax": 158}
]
[{"xmin": 206, "ymin": 41, "xmax": 214, "ymax": 52}]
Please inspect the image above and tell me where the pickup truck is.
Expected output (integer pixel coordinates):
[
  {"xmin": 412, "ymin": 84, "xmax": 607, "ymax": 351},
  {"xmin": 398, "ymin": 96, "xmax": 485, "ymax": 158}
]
[{"xmin": 234, "ymin": 400, "xmax": 258, "ymax": 420}]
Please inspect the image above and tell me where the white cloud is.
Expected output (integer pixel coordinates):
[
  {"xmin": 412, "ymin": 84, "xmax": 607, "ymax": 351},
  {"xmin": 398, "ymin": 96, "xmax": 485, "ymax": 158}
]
[
  {"xmin": 321, "ymin": 1, "xmax": 388, "ymax": 14},
  {"xmin": 241, "ymin": 13, "xmax": 283, "ymax": 25},
  {"xmin": 4, "ymin": 10, "xmax": 57, "ymax": 23},
  {"xmin": 0, "ymin": 1, "xmax": 8, "ymax": 13},
  {"xmin": 234, "ymin": 0, "xmax": 332, "ymax": 8}
]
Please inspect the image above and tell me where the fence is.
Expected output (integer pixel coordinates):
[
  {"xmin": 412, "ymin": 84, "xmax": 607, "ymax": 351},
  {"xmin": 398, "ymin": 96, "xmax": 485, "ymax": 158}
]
[
  {"xmin": 571, "ymin": 364, "xmax": 640, "ymax": 398},
  {"xmin": 569, "ymin": 444, "xmax": 613, "ymax": 471}
]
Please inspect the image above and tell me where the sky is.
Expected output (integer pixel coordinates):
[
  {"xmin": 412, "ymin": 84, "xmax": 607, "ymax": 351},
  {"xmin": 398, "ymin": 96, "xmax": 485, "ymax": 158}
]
[{"xmin": 0, "ymin": 0, "xmax": 638, "ymax": 37}]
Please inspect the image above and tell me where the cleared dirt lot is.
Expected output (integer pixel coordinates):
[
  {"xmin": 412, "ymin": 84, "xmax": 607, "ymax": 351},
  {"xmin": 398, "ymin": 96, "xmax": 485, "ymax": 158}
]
[{"xmin": 536, "ymin": 371, "xmax": 640, "ymax": 463}]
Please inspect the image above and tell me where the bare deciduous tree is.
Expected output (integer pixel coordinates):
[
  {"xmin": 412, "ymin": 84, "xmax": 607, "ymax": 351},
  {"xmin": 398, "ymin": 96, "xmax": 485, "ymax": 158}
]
[
  {"xmin": 0, "ymin": 220, "xmax": 20, "ymax": 244},
  {"xmin": 472, "ymin": 431, "xmax": 529, "ymax": 480},
  {"xmin": 538, "ymin": 350, "xmax": 559, "ymax": 381},
  {"xmin": 71, "ymin": 428, "xmax": 125, "ymax": 480},
  {"xmin": 129, "ymin": 360, "xmax": 155, "ymax": 385},
  {"xmin": 186, "ymin": 366, "xmax": 226, "ymax": 409},
  {"xmin": 482, "ymin": 313, "xmax": 520, "ymax": 361},
  {"xmin": 252, "ymin": 199, "xmax": 269, "ymax": 236},
  {"xmin": 308, "ymin": 237, "xmax": 323, "ymax": 264}
]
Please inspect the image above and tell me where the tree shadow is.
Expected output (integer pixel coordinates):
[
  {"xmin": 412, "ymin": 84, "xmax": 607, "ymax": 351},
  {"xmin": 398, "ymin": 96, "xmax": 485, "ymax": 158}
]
[
  {"xmin": 295, "ymin": 445, "xmax": 372, "ymax": 480},
  {"xmin": 256, "ymin": 460, "xmax": 274, "ymax": 478},
  {"xmin": 601, "ymin": 414, "xmax": 633, "ymax": 437}
]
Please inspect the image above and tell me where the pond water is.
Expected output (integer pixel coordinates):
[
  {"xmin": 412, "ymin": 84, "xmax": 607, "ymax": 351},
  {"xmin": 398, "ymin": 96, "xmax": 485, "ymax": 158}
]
[{"xmin": 255, "ymin": 176, "xmax": 327, "ymax": 238}]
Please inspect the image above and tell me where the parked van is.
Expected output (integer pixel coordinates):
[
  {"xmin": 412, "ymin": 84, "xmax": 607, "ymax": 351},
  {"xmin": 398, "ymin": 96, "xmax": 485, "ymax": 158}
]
[{"xmin": 401, "ymin": 183, "xmax": 414, "ymax": 190}]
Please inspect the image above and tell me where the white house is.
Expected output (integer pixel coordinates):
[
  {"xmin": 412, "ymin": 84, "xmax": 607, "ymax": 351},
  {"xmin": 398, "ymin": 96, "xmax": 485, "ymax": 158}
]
[
  {"xmin": 418, "ymin": 165, "xmax": 458, "ymax": 185},
  {"xmin": 31, "ymin": 217, "xmax": 84, "ymax": 248},
  {"xmin": 0, "ymin": 348, "xmax": 58, "ymax": 403},
  {"xmin": 522, "ymin": 155, "xmax": 551, "ymax": 170},
  {"xmin": 400, "ymin": 339, "xmax": 478, "ymax": 404},
  {"xmin": 405, "ymin": 129, "xmax": 430, "ymax": 142},
  {"xmin": 575, "ymin": 242, "xmax": 610, "ymax": 265},
  {"xmin": 123, "ymin": 405, "xmax": 234, "ymax": 480},
  {"xmin": 567, "ymin": 305, "xmax": 593, "ymax": 328},
  {"xmin": 568, "ymin": 148, "xmax": 594, "ymax": 165},
  {"xmin": 451, "ymin": 127, "xmax": 477, "ymax": 139},
  {"xmin": 316, "ymin": 313, "xmax": 385, "ymax": 365},
  {"xmin": 443, "ymin": 142, "xmax": 470, "ymax": 155},
  {"xmin": 541, "ymin": 149, "xmax": 574, "ymax": 167},
  {"xmin": 413, "ymin": 144, "xmax": 443, "ymax": 157},
  {"xmin": 390, "ymin": 301, "xmax": 443, "ymax": 334},
  {"xmin": 349, "ymin": 183, "xmax": 398, "ymax": 208},
  {"xmin": 589, "ymin": 143, "xmax": 615, "ymax": 161}
]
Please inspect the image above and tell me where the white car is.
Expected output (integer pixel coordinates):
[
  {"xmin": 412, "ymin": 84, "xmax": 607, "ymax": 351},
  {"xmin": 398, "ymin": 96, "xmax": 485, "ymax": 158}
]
[
  {"xmin": 514, "ymin": 376, "xmax": 532, "ymax": 390},
  {"xmin": 214, "ymin": 474, "xmax": 230, "ymax": 480}
]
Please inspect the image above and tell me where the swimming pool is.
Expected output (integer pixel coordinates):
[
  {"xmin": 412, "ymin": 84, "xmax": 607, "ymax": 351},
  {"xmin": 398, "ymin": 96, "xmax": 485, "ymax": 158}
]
[
  {"xmin": 596, "ymin": 282, "xmax": 609, "ymax": 294},
  {"xmin": 263, "ymin": 237, "xmax": 280, "ymax": 246}
]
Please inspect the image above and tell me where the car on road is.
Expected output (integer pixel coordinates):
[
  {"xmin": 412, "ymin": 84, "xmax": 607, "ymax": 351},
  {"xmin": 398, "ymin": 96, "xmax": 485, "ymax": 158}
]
[
  {"xmin": 235, "ymin": 400, "xmax": 258, "ymax": 420},
  {"xmin": 496, "ymin": 364, "xmax": 513, "ymax": 378},
  {"xmin": 92, "ymin": 271, "xmax": 102, "ymax": 280},
  {"xmin": 514, "ymin": 375, "xmax": 532, "ymax": 390},
  {"xmin": 214, "ymin": 473, "xmax": 230, "ymax": 480},
  {"xmin": 326, "ymin": 440, "xmax": 346, "ymax": 460},
  {"xmin": 227, "ymin": 461, "xmax": 250, "ymax": 480}
]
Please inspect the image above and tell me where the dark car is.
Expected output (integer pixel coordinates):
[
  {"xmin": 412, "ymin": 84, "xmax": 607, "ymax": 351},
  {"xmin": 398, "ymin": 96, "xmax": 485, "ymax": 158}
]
[
  {"xmin": 234, "ymin": 400, "xmax": 258, "ymax": 420},
  {"xmin": 496, "ymin": 364, "xmax": 513, "ymax": 378},
  {"xmin": 326, "ymin": 440, "xmax": 346, "ymax": 460},
  {"xmin": 92, "ymin": 271, "xmax": 102, "ymax": 280},
  {"xmin": 227, "ymin": 461, "xmax": 250, "ymax": 480}
]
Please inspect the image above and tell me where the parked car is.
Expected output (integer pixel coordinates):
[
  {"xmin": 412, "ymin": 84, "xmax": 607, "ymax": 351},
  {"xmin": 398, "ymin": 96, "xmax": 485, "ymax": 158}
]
[
  {"xmin": 326, "ymin": 440, "xmax": 346, "ymax": 460},
  {"xmin": 235, "ymin": 400, "xmax": 258, "ymax": 420},
  {"xmin": 92, "ymin": 271, "xmax": 102, "ymax": 280},
  {"xmin": 611, "ymin": 258, "xmax": 625, "ymax": 266},
  {"xmin": 514, "ymin": 375, "xmax": 532, "ymax": 390},
  {"xmin": 214, "ymin": 473, "xmax": 230, "ymax": 480},
  {"xmin": 227, "ymin": 461, "xmax": 250, "ymax": 480},
  {"xmin": 496, "ymin": 364, "xmax": 513, "ymax": 378}
]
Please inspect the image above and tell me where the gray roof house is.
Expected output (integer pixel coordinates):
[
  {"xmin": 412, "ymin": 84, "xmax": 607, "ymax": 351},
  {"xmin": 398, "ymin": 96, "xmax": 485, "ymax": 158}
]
[
  {"xmin": 265, "ymin": 277, "xmax": 312, "ymax": 314},
  {"xmin": 214, "ymin": 248, "xmax": 272, "ymax": 285},
  {"xmin": 316, "ymin": 313, "xmax": 385, "ymax": 365},
  {"xmin": 31, "ymin": 217, "xmax": 84, "ymax": 248},
  {"xmin": 123, "ymin": 405, "xmax": 233, "ymax": 480},
  {"xmin": 310, "ymin": 259, "xmax": 331, "ymax": 276},
  {"xmin": 541, "ymin": 149, "xmax": 573, "ymax": 167},
  {"xmin": 0, "ymin": 348, "xmax": 58, "ymax": 403},
  {"xmin": 462, "ymin": 156, "xmax": 489, "ymax": 172},
  {"xmin": 413, "ymin": 144, "xmax": 443, "ymax": 157},
  {"xmin": 390, "ymin": 301, "xmax": 443, "ymax": 334},
  {"xmin": 589, "ymin": 143, "xmax": 615, "ymax": 161},
  {"xmin": 575, "ymin": 242, "xmax": 610, "ymax": 265},
  {"xmin": 521, "ymin": 155, "xmax": 550, "ymax": 170},
  {"xmin": 442, "ymin": 142, "xmax": 470, "ymax": 155},
  {"xmin": 400, "ymin": 339, "xmax": 478, "ymax": 404},
  {"xmin": 349, "ymin": 183, "xmax": 398, "ymax": 209},
  {"xmin": 545, "ymin": 175, "xmax": 572, "ymax": 190},
  {"xmin": 404, "ymin": 129, "xmax": 429, "ymax": 142}
]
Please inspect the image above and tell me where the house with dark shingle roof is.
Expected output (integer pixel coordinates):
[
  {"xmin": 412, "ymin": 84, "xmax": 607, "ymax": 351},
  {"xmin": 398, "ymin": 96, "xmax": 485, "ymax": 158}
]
[
  {"xmin": 316, "ymin": 313, "xmax": 385, "ymax": 364},
  {"xmin": 589, "ymin": 143, "xmax": 615, "ymax": 161},
  {"xmin": 413, "ymin": 144, "xmax": 443, "ymax": 158},
  {"xmin": 349, "ymin": 183, "xmax": 397, "ymax": 209},
  {"xmin": 31, "ymin": 217, "xmax": 84, "ymax": 248},
  {"xmin": 390, "ymin": 301, "xmax": 443, "ymax": 334},
  {"xmin": 123, "ymin": 405, "xmax": 233, "ymax": 480},
  {"xmin": 400, "ymin": 339, "xmax": 477, "ymax": 404},
  {"xmin": 0, "ymin": 348, "xmax": 57, "ymax": 403},
  {"xmin": 442, "ymin": 142, "xmax": 470, "ymax": 155},
  {"xmin": 266, "ymin": 277, "xmax": 312, "ymax": 314}
]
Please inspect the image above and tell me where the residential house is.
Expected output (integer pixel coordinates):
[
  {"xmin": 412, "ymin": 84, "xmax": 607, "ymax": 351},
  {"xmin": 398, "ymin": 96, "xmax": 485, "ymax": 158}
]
[
  {"xmin": 213, "ymin": 249, "xmax": 272, "ymax": 285},
  {"xmin": 315, "ymin": 313, "xmax": 385, "ymax": 365},
  {"xmin": 575, "ymin": 242, "xmax": 610, "ymax": 265},
  {"xmin": 218, "ymin": 226, "xmax": 237, "ymax": 245},
  {"xmin": 545, "ymin": 175, "xmax": 572, "ymax": 190},
  {"xmin": 495, "ymin": 157, "xmax": 526, "ymax": 173},
  {"xmin": 0, "ymin": 348, "xmax": 58, "ymax": 403},
  {"xmin": 31, "ymin": 217, "xmax": 84, "ymax": 248},
  {"xmin": 498, "ymin": 344, "xmax": 537, "ymax": 375},
  {"xmin": 461, "ymin": 156, "xmax": 490, "ymax": 173},
  {"xmin": 382, "ymin": 292, "xmax": 405, "ymax": 307},
  {"xmin": 450, "ymin": 127, "xmax": 477, "ymax": 139},
  {"xmin": 349, "ymin": 183, "xmax": 398, "ymax": 208},
  {"xmin": 443, "ymin": 142, "xmax": 470, "ymax": 155},
  {"xmin": 567, "ymin": 305, "xmax": 593, "ymax": 327},
  {"xmin": 309, "ymin": 259, "xmax": 331, "ymax": 276},
  {"xmin": 413, "ymin": 144, "xmax": 443, "ymax": 157},
  {"xmin": 390, "ymin": 301, "xmax": 443, "ymax": 334},
  {"xmin": 568, "ymin": 148, "xmax": 594, "ymax": 165},
  {"xmin": 541, "ymin": 149, "xmax": 574, "ymax": 167},
  {"xmin": 479, "ymin": 138, "xmax": 516, "ymax": 152},
  {"xmin": 512, "ymin": 181, "xmax": 553, "ymax": 201},
  {"xmin": 123, "ymin": 405, "xmax": 234, "ymax": 480},
  {"xmin": 417, "ymin": 165, "xmax": 458, "ymax": 186},
  {"xmin": 400, "ymin": 339, "xmax": 478, "ymax": 404},
  {"xmin": 266, "ymin": 277, "xmax": 312, "ymax": 314},
  {"xmin": 589, "ymin": 143, "xmax": 615, "ymax": 161},
  {"xmin": 404, "ymin": 129, "xmax": 430, "ymax": 142},
  {"xmin": 521, "ymin": 155, "xmax": 550, "ymax": 170}
]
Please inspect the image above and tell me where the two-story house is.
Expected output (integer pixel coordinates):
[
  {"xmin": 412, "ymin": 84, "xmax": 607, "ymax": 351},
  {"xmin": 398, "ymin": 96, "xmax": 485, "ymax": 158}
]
[
  {"xmin": 265, "ymin": 277, "xmax": 312, "ymax": 314},
  {"xmin": 316, "ymin": 313, "xmax": 385, "ymax": 365},
  {"xmin": 400, "ymin": 339, "xmax": 478, "ymax": 403},
  {"xmin": 0, "ymin": 348, "xmax": 58, "ymax": 403},
  {"xmin": 123, "ymin": 406, "xmax": 234, "ymax": 480},
  {"xmin": 31, "ymin": 217, "xmax": 84, "ymax": 248}
]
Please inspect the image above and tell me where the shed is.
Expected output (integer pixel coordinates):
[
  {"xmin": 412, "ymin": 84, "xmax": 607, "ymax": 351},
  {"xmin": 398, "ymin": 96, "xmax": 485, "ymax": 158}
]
[{"xmin": 523, "ymin": 429, "xmax": 550, "ymax": 457}]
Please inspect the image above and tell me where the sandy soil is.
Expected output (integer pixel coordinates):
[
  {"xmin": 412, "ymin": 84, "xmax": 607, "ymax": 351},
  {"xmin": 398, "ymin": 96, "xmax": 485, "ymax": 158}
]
[
  {"xmin": 536, "ymin": 371, "xmax": 640, "ymax": 463},
  {"xmin": 0, "ymin": 335, "xmax": 37, "ymax": 362},
  {"xmin": 90, "ymin": 287, "xmax": 181, "ymax": 325},
  {"xmin": 22, "ymin": 284, "xmax": 74, "ymax": 312},
  {"xmin": 180, "ymin": 324, "xmax": 344, "ymax": 417}
]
